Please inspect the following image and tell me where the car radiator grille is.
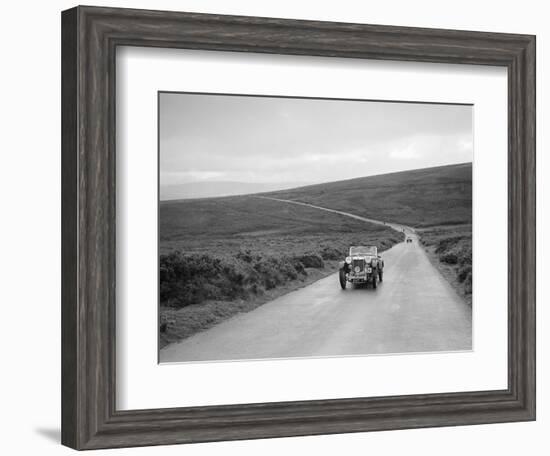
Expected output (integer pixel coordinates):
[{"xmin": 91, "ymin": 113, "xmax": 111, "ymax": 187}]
[{"xmin": 352, "ymin": 259, "xmax": 365, "ymax": 272}]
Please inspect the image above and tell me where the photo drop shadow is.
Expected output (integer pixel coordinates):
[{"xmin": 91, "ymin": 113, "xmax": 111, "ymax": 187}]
[{"xmin": 34, "ymin": 427, "xmax": 60, "ymax": 443}]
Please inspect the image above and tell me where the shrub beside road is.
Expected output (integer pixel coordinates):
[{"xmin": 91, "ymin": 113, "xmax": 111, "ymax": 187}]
[{"xmin": 418, "ymin": 224, "xmax": 472, "ymax": 304}]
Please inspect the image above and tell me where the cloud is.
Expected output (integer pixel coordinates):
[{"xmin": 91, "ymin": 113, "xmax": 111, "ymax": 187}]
[
  {"xmin": 159, "ymin": 93, "xmax": 473, "ymax": 186},
  {"xmin": 389, "ymin": 145, "xmax": 422, "ymax": 160},
  {"xmin": 161, "ymin": 170, "xmax": 226, "ymax": 185}
]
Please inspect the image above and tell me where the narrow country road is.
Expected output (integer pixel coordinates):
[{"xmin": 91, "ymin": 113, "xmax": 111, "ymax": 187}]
[
  {"xmin": 256, "ymin": 196, "xmax": 414, "ymax": 234},
  {"xmin": 160, "ymin": 199, "xmax": 472, "ymax": 363}
]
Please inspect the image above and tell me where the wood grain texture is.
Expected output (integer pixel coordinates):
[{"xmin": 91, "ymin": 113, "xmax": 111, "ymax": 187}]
[
  {"xmin": 61, "ymin": 7, "xmax": 78, "ymax": 449},
  {"xmin": 61, "ymin": 5, "xmax": 536, "ymax": 450}
]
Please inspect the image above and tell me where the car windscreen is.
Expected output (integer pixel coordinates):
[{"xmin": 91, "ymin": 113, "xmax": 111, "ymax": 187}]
[{"xmin": 350, "ymin": 246, "xmax": 377, "ymax": 256}]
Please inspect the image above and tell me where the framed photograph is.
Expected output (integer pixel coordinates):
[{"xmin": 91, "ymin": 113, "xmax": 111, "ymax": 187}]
[{"xmin": 61, "ymin": 6, "xmax": 536, "ymax": 450}]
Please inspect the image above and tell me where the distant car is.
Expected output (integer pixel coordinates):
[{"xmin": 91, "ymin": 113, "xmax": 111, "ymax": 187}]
[
  {"xmin": 339, "ymin": 245, "xmax": 384, "ymax": 290},
  {"xmin": 406, "ymin": 237, "xmax": 413, "ymax": 243}
]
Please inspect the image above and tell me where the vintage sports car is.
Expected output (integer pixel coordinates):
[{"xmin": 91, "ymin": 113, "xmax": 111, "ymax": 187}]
[
  {"xmin": 339, "ymin": 245, "xmax": 384, "ymax": 289},
  {"xmin": 406, "ymin": 237, "xmax": 413, "ymax": 243}
]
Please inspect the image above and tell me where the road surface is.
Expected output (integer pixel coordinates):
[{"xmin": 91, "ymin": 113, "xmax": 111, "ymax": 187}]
[{"xmin": 160, "ymin": 200, "xmax": 472, "ymax": 363}]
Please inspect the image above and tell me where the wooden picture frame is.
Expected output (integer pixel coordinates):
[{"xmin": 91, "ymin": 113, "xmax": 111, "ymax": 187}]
[{"xmin": 61, "ymin": 5, "xmax": 535, "ymax": 450}]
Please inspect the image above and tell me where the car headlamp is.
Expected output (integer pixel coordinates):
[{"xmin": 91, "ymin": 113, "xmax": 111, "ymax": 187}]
[{"xmin": 345, "ymin": 257, "xmax": 352, "ymax": 264}]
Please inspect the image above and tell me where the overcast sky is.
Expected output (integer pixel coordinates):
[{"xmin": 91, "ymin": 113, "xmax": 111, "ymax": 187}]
[{"xmin": 159, "ymin": 92, "xmax": 472, "ymax": 189}]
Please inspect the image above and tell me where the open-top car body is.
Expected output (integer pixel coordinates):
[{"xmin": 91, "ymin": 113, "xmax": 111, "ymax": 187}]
[{"xmin": 339, "ymin": 245, "xmax": 384, "ymax": 289}]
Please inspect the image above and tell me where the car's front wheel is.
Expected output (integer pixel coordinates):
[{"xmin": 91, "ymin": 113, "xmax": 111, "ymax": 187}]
[
  {"xmin": 372, "ymin": 274, "xmax": 377, "ymax": 289},
  {"xmin": 378, "ymin": 270, "xmax": 383, "ymax": 282},
  {"xmin": 339, "ymin": 269, "xmax": 347, "ymax": 290}
]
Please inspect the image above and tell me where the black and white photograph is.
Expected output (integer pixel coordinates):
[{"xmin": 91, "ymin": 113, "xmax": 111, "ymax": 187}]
[
  {"xmin": 158, "ymin": 92, "xmax": 473, "ymax": 363},
  {"xmin": 1, "ymin": 0, "xmax": 543, "ymax": 453}
]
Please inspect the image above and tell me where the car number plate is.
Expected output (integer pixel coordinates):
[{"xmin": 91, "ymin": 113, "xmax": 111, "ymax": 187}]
[{"xmin": 367, "ymin": 267, "xmax": 372, "ymax": 273}]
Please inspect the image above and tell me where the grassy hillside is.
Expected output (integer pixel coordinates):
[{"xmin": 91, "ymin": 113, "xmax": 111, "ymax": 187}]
[
  {"xmin": 264, "ymin": 163, "xmax": 472, "ymax": 227},
  {"xmin": 160, "ymin": 195, "xmax": 399, "ymax": 254},
  {"xmin": 159, "ymin": 163, "xmax": 473, "ymax": 347},
  {"xmin": 159, "ymin": 196, "xmax": 403, "ymax": 347},
  {"xmin": 418, "ymin": 224, "xmax": 472, "ymax": 304}
]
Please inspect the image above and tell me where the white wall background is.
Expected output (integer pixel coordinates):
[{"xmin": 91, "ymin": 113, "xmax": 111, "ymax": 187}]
[{"xmin": 0, "ymin": 0, "xmax": 546, "ymax": 454}]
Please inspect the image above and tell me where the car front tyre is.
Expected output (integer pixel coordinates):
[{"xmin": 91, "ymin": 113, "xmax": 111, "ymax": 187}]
[{"xmin": 339, "ymin": 269, "xmax": 347, "ymax": 290}]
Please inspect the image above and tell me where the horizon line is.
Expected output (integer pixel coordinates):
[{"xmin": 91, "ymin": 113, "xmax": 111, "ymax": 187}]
[{"xmin": 160, "ymin": 161, "xmax": 472, "ymax": 203}]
